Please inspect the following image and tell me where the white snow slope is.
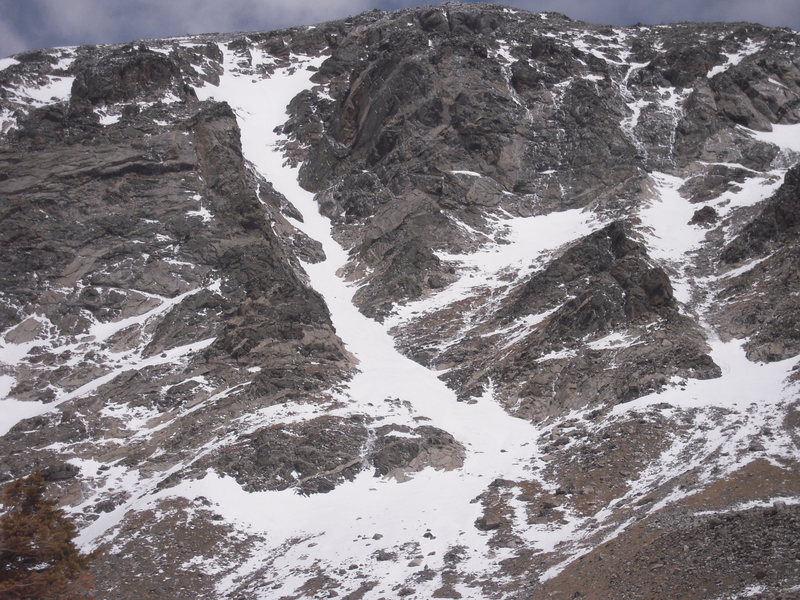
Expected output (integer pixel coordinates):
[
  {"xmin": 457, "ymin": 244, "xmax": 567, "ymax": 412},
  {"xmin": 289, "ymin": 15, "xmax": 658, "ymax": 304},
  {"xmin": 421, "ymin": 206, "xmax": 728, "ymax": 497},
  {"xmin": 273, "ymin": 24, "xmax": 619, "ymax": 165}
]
[
  {"xmin": 179, "ymin": 45, "xmax": 800, "ymax": 599},
  {"xmin": 184, "ymin": 47, "xmax": 552, "ymax": 599}
]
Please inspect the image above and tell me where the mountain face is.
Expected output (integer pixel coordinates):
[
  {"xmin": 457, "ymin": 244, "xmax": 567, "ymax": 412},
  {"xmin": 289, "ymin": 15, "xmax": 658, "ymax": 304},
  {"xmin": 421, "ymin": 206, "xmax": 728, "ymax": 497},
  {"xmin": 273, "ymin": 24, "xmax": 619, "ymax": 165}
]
[{"xmin": 1, "ymin": 3, "xmax": 799, "ymax": 598}]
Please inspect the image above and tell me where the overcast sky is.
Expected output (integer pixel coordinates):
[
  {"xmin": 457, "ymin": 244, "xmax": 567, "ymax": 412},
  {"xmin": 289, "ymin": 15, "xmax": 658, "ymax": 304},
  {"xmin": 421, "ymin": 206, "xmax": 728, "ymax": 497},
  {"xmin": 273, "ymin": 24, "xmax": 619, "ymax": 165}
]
[{"xmin": 1, "ymin": 0, "xmax": 799, "ymax": 58}]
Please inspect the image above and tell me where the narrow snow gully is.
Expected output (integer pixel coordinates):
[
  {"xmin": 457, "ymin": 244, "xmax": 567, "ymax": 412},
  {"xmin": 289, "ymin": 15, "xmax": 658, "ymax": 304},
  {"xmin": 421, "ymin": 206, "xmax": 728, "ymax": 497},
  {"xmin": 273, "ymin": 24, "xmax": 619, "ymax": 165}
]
[{"xmin": 190, "ymin": 49, "xmax": 544, "ymax": 597}]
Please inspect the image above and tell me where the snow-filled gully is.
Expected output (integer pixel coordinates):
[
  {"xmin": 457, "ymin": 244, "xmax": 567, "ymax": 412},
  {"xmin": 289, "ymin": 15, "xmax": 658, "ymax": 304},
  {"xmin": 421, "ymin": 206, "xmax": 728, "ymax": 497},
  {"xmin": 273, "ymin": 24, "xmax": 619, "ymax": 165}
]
[
  {"xmin": 187, "ymin": 50, "xmax": 546, "ymax": 597},
  {"xmin": 59, "ymin": 47, "xmax": 798, "ymax": 599},
  {"xmin": 173, "ymin": 46, "xmax": 800, "ymax": 598}
]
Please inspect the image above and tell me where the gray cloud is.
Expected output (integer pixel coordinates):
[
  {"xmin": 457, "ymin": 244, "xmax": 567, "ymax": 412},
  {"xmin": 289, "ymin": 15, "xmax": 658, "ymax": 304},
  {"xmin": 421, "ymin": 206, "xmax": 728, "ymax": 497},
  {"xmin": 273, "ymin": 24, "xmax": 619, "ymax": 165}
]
[
  {"xmin": 1, "ymin": 0, "xmax": 798, "ymax": 58},
  {"xmin": 503, "ymin": 0, "xmax": 800, "ymax": 28},
  {"xmin": 0, "ymin": 19, "xmax": 29, "ymax": 57},
  {"xmin": 703, "ymin": 0, "xmax": 800, "ymax": 27},
  {"xmin": 0, "ymin": 0, "xmax": 374, "ymax": 57}
]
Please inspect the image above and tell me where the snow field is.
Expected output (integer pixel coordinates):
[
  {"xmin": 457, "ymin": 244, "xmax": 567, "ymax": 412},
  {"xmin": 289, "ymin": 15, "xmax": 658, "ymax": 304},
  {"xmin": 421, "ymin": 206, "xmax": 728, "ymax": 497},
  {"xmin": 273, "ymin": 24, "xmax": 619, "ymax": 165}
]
[
  {"xmin": 748, "ymin": 122, "xmax": 800, "ymax": 154},
  {"xmin": 186, "ymin": 41, "xmax": 800, "ymax": 596},
  {"xmin": 188, "ymin": 46, "xmax": 565, "ymax": 598}
]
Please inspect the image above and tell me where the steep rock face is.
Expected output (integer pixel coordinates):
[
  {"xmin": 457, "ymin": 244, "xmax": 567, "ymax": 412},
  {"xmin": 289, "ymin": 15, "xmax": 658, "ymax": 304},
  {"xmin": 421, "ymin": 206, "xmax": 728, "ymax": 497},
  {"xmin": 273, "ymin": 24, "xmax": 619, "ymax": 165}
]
[
  {"xmin": 0, "ymin": 98, "xmax": 348, "ymax": 403},
  {"xmin": 499, "ymin": 221, "xmax": 675, "ymax": 329},
  {"xmin": 281, "ymin": 8, "xmax": 799, "ymax": 323},
  {"xmin": 0, "ymin": 5, "xmax": 799, "ymax": 600},
  {"xmin": 721, "ymin": 162, "xmax": 800, "ymax": 263},
  {"xmin": 395, "ymin": 221, "xmax": 719, "ymax": 419},
  {"xmin": 0, "ymin": 45, "xmax": 353, "ymax": 504},
  {"xmin": 713, "ymin": 164, "xmax": 800, "ymax": 361},
  {"xmin": 70, "ymin": 44, "xmax": 198, "ymax": 106}
]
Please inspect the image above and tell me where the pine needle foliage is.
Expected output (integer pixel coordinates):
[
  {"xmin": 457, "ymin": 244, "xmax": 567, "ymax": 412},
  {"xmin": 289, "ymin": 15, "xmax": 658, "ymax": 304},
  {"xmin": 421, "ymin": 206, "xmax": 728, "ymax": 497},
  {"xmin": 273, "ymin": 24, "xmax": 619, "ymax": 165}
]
[{"xmin": 0, "ymin": 470, "xmax": 94, "ymax": 600}]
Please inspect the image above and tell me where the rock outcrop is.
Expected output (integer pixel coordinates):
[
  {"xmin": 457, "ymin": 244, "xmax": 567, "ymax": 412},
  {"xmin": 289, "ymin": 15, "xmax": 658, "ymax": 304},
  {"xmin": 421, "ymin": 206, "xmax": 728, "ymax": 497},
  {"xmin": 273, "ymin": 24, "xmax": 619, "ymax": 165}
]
[
  {"xmin": 713, "ymin": 163, "xmax": 800, "ymax": 360},
  {"xmin": 0, "ymin": 4, "xmax": 798, "ymax": 600}
]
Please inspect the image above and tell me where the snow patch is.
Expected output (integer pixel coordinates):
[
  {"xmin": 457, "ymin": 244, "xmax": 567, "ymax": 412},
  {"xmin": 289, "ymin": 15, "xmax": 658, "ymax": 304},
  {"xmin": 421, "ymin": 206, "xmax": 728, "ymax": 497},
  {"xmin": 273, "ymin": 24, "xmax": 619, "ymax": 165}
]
[
  {"xmin": 388, "ymin": 208, "xmax": 598, "ymax": 328},
  {"xmin": 88, "ymin": 287, "xmax": 203, "ymax": 344},
  {"xmin": 0, "ymin": 374, "xmax": 15, "ymax": 399},
  {"xmin": 97, "ymin": 110, "xmax": 121, "ymax": 125},
  {"xmin": 0, "ymin": 57, "xmax": 19, "ymax": 71},
  {"xmin": 746, "ymin": 123, "xmax": 800, "ymax": 153},
  {"xmin": 18, "ymin": 75, "xmax": 75, "ymax": 105},
  {"xmin": 187, "ymin": 206, "xmax": 213, "ymax": 222},
  {"xmin": 587, "ymin": 331, "xmax": 638, "ymax": 350},
  {"xmin": 0, "ymin": 398, "xmax": 48, "ymax": 437},
  {"xmin": 707, "ymin": 40, "xmax": 764, "ymax": 78}
]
